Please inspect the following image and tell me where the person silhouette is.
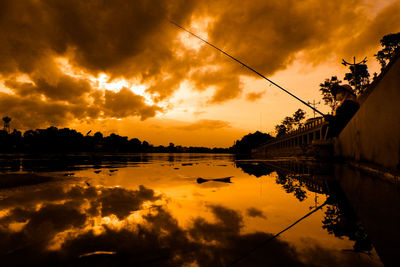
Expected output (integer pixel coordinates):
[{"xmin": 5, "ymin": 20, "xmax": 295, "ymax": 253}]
[{"xmin": 328, "ymin": 84, "xmax": 360, "ymax": 137}]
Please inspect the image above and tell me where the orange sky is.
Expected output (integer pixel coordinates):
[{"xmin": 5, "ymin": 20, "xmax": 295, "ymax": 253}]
[{"xmin": 0, "ymin": 0, "xmax": 399, "ymax": 147}]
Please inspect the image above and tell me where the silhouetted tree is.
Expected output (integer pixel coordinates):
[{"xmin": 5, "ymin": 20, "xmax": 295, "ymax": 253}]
[
  {"xmin": 319, "ymin": 76, "xmax": 342, "ymax": 112},
  {"xmin": 128, "ymin": 138, "xmax": 142, "ymax": 152},
  {"xmin": 344, "ymin": 63, "xmax": 370, "ymax": 95},
  {"xmin": 282, "ymin": 116, "xmax": 294, "ymax": 132},
  {"xmin": 275, "ymin": 124, "xmax": 287, "ymax": 137},
  {"xmin": 274, "ymin": 109, "xmax": 307, "ymax": 136},
  {"xmin": 168, "ymin": 142, "xmax": 176, "ymax": 152},
  {"xmin": 375, "ymin": 32, "xmax": 400, "ymax": 69},
  {"xmin": 275, "ymin": 117, "xmax": 293, "ymax": 137},
  {"xmin": 94, "ymin": 132, "xmax": 103, "ymax": 140},
  {"xmin": 292, "ymin": 109, "xmax": 306, "ymax": 128},
  {"xmin": 142, "ymin": 140, "xmax": 151, "ymax": 152},
  {"xmin": 232, "ymin": 131, "xmax": 273, "ymax": 154}
]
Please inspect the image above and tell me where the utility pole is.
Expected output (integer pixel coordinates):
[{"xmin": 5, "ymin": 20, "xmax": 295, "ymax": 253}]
[
  {"xmin": 307, "ymin": 100, "xmax": 321, "ymax": 118},
  {"xmin": 342, "ymin": 57, "xmax": 367, "ymax": 94}
]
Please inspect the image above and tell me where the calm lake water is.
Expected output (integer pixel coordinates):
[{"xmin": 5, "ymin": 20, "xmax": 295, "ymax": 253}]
[{"xmin": 0, "ymin": 153, "xmax": 399, "ymax": 266}]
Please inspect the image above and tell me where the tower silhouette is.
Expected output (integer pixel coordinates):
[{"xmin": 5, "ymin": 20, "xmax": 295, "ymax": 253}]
[{"xmin": 2, "ymin": 116, "xmax": 11, "ymax": 133}]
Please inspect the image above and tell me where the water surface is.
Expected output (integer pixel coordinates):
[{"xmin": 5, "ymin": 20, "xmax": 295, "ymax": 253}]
[{"xmin": 1, "ymin": 153, "xmax": 398, "ymax": 266}]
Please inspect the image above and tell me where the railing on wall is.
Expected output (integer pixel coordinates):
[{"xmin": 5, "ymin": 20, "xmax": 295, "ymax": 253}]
[{"xmin": 257, "ymin": 117, "xmax": 330, "ymax": 152}]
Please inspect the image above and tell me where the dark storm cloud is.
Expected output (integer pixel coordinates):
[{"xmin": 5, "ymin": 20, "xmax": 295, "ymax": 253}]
[
  {"xmin": 0, "ymin": 0, "xmax": 195, "ymax": 76},
  {"xmin": 341, "ymin": 1, "xmax": 400, "ymax": 58},
  {"xmin": 0, "ymin": 0, "xmax": 397, "ymax": 127},
  {"xmin": 103, "ymin": 87, "xmax": 161, "ymax": 120},
  {"xmin": 0, "ymin": 83, "xmax": 160, "ymax": 128},
  {"xmin": 0, "ymin": 92, "xmax": 99, "ymax": 129},
  {"xmin": 193, "ymin": 0, "xmax": 368, "ymax": 102},
  {"xmin": 0, "ymin": 0, "xmax": 196, "ymax": 128},
  {"xmin": 5, "ymin": 75, "xmax": 92, "ymax": 101}
]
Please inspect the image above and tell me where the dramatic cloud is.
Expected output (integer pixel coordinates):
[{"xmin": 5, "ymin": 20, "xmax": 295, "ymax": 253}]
[
  {"xmin": 0, "ymin": 0, "xmax": 196, "ymax": 128},
  {"xmin": 0, "ymin": 0, "xmax": 398, "ymax": 129},
  {"xmin": 340, "ymin": 1, "xmax": 400, "ymax": 58},
  {"xmin": 5, "ymin": 75, "xmax": 92, "ymax": 102},
  {"xmin": 0, "ymin": 92, "xmax": 95, "ymax": 129},
  {"xmin": 192, "ymin": 0, "xmax": 368, "ymax": 100},
  {"xmin": 103, "ymin": 88, "xmax": 161, "ymax": 120}
]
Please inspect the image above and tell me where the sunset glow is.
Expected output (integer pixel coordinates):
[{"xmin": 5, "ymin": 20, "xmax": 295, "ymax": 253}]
[
  {"xmin": 1, "ymin": 2, "xmax": 399, "ymax": 265},
  {"xmin": 0, "ymin": 0, "xmax": 399, "ymax": 147}
]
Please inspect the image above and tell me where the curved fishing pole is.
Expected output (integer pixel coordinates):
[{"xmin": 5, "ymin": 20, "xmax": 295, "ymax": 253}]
[
  {"xmin": 169, "ymin": 20, "xmax": 326, "ymax": 117},
  {"xmin": 228, "ymin": 200, "xmax": 328, "ymax": 266}
]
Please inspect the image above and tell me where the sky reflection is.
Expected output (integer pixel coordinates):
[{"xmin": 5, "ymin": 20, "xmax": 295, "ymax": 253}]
[{"xmin": 0, "ymin": 154, "xmax": 388, "ymax": 266}]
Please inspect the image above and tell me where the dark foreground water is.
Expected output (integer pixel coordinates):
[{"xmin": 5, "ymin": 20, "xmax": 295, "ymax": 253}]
[{"xmin": 0, "ymin": 153, "xmax": 399, "ymax": 266}]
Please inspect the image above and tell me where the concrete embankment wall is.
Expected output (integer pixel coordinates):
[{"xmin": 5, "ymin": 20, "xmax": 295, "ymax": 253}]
[
  {"xmin": 335, "ymin": 54, "xmax": 400, "ymax": 172},
  {"xmin": 336, "ymin": 164, "xmax": 400, "ymax": 266}
]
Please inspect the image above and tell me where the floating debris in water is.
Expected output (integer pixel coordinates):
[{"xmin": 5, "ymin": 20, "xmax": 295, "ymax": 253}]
[
  {"xmin": 197, "ymin": 176, "xmax": 232, "ymax": 184},
  {"xmin": 79, "ymin": 251, "xmax": 116, "ymax": 258}
]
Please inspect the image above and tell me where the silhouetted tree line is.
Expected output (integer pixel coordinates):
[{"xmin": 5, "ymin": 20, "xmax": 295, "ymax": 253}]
[
  {"xmin": 231, "ymin": 131, "xmax": 273, "ymax": 154},
  {"xmin": 0, "ymin": 126, "xmax": 230, "ymax": 153}
]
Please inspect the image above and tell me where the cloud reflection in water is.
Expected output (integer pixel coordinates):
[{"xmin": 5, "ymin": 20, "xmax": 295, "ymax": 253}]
[{"xmin": 0, "ymin": 179, "xmax": 379, "ymax": 266}]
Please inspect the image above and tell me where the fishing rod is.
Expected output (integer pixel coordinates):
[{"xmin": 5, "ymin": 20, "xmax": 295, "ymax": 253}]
[
  {"xmin": 169, "ymin": 20, "xmax": 326, "ymax": 117},
  {"xmin": 228, "ymin": 200, "xmax": 328, "ymax": 266}
]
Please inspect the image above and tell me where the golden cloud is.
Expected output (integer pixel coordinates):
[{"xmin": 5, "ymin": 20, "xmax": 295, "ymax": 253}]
[{"xmin": 0, "ymin": 0, "xmax": 398, "ymax": 129}]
